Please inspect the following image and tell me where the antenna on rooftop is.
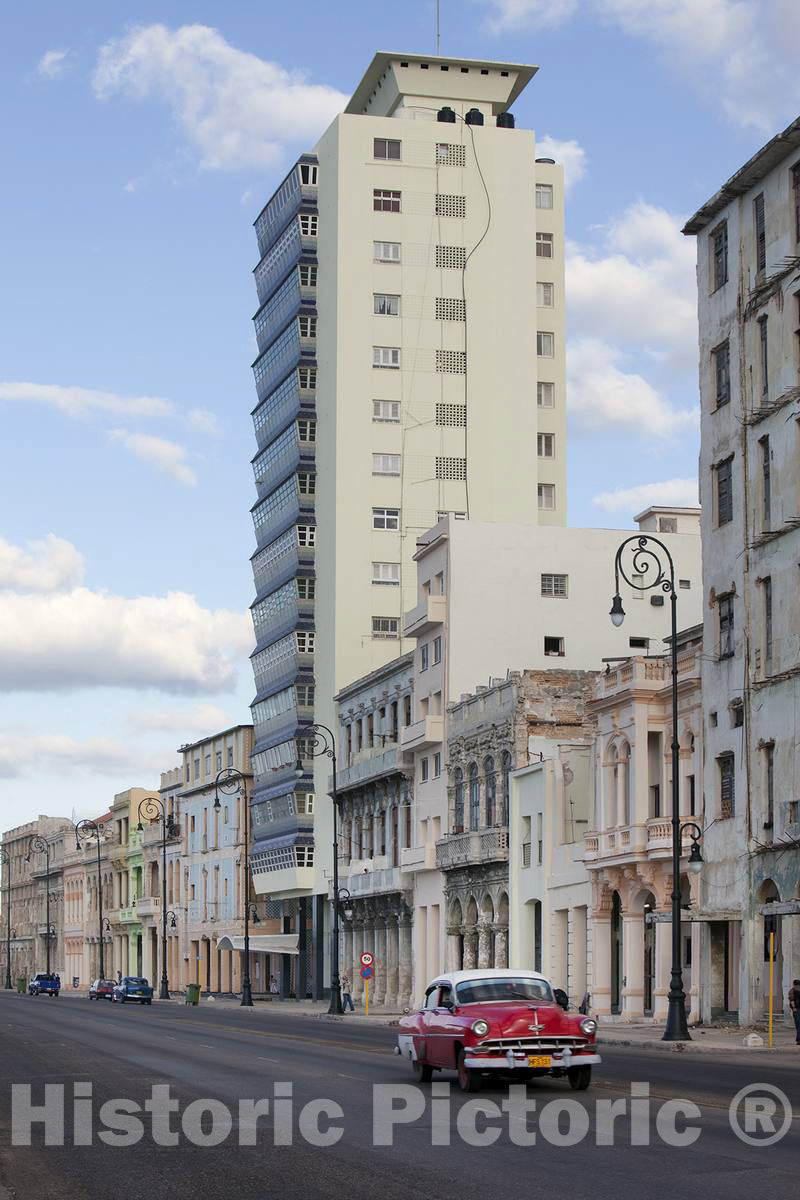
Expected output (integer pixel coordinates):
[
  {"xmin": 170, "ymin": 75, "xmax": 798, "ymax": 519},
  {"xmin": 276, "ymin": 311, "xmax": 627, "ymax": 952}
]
[{"xmin": 436, "ymin": 0, "xmax": 441, "ymax": 53}]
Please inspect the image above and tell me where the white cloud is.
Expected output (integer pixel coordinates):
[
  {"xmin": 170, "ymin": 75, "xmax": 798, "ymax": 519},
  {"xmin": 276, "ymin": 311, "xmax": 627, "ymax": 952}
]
[
  {"xmin": 185, "ymin": 407, "xmax": 222, "ymax": 436},
  {"xmin": 0, "ymin": 733, "xmax": 167, "ymax": 781},
  {"xmin": 568, "ymin": 337, "xmax": 698, "ymax": 436},
  {"xmin": 93, "ymin": 23, "xmax": 347, "ymax": 170},
  {"xmin": 0, "ymin": 534, "xmax": 84, "ymax": 592},
  {"xmin": 126, "ymin": 703, "xmax": 233, "ymax": 735},
  {"xmin": 536, "ymin": 135, "xmax": 586, "ymax": 190},
  {"xmin": 592, "ymin": 477, "xmax": 699, "ymax": 511},
  {"xmin": 37, "ymin": 49, "xmax": 71, "ymax": 79},
  {"xmin": 108, "ymin": 428, "xmax": 197, "ymax": 486},
  {"xmin": 478, "ymin": 1, "xmax": 800, "ymax": 131},
  {"xmin": 0, "ymin": 573, "xmax": 250, "ymax": 695},
  {"xmin": 0, "ymin": 381, "xmax": 223, "ymax": 446},
  {"xmin": 566, "ymin": 201, "xmax": 697, "ymax": 368},
  {"xmin": 0, "ymin": 380, "xmax": 174, "ymax": 420},
  {"xmin": 122, "ymin": 176, "xmax": 145, "ymax": 193}
]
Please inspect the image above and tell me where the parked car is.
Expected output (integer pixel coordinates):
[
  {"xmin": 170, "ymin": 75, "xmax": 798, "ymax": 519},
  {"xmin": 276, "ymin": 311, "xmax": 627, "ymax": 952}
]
[
  {"xmin": 396, "ymin": 969, "xmax": 600, "ymax": 1092},
  {"xmin": 88, "ymin": 979, "xmax": 115, "ymax": 1001},
  {"xmin": 28, "ymin": 973, "xmax": 60, "ymax": 997},
  {"xmin": 112, "ymin": 976, "xmax": 153, "ymax": 1005}
]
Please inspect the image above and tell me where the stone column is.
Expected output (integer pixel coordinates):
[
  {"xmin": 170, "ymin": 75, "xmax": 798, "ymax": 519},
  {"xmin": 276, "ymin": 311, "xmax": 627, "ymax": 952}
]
[
  {"xmin": 385, "ymin": 917, "xmax": 399, "ymax": 1008},
  {"xmin": 373, "ymin": 921, "xmax": 387, "ymax": 1005},
  {"xmin": 653, "ymin": 914, "xmax": 671, "ymax": 1020},
  {"xmin": 622, "ymin": 913, "xmax": 645, "ymax": 1020},
  {"xmin": 463, "ymin": 927, "xmax": 478, "ymax": 970},
  {"xmin": 592, "ymin": 916, "xmax": 612, "ymax": 1016},
  {"xmin": 343, "ymin": 924, "xmax": 354, "ymax": 989},
  {"xmin": 398, "ymin": 919, "xmax": 413, "ymax": 1009},
  {"xmin": 446, "ymin": 927, "xmax": 462, "ymax": 972},
  {"xmin": 352, "ymin": 923, "xmax": 364, "ymax": 1001},
  {"xmin": 494, "ymin": 925, "xmax": 508, "ymax": 969},
  {"xmin": 477, "ymin": 921, "xmax": 492, "ymax": 969}
]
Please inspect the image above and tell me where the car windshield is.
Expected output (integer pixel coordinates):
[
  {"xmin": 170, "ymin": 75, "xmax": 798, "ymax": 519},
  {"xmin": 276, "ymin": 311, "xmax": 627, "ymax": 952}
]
[
  {"xmin": 125, "ymin": 978, "xmax": 147, "ymax": 986},
  {"xmin": 455, "ymin": 977, "xmax": 554, "ymax": 1004}
]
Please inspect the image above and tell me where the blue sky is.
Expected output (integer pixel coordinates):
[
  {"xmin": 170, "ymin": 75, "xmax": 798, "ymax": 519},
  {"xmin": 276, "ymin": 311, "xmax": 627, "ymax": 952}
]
[{"xmin": 1, "ymin": 1, "xmax": 798, "ymax": 828}]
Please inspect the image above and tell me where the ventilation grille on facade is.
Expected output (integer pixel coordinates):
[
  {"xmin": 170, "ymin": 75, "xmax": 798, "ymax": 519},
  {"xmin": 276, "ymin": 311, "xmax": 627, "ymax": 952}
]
[
  {"xmin": 436, "ymin": 350, "xmax": 467, "ymax": 374},
  {"xmin": 436, "ymin": 143, "xmax": 466, "ymax": 167},
  {"xmin": 435, "ymin": 455, "xmax": 467, "ymax": 480},
  {"xmin": 436, "ymin": 403, "xmax": 467, "ymax": 427},
  {"xmin": 435, "ymin": 297, "xmax": 466, "ymax": 321},
  {"xmin": 435, "ymin": 194, "xmax": 466, "ymax": 219},
  {"xmin": 436, "ymin": 245, "xmax": 467, "ymax": 269}
]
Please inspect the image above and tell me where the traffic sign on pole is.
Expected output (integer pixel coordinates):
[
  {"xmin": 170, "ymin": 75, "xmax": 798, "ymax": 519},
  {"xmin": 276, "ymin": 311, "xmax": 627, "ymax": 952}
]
[{"xmin": 360, "ymin": 951, "xmax": 374, "ymax": 968}]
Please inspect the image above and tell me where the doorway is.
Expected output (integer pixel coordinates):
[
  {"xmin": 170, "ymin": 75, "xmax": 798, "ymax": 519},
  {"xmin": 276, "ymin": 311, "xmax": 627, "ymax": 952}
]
[
  {"xmin": 643, "ymin": 893, "xmax": 656, "ymax": 1015},
  {"xmin": 611, "ymin": 892, "xmax": 622, "ymax": 1014}
]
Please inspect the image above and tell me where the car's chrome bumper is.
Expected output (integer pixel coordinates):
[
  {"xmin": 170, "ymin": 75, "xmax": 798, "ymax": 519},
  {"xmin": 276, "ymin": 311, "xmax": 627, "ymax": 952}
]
[{"xmin": 463, "ymin": 1049, "xmax": 602, "ymax": 1070}]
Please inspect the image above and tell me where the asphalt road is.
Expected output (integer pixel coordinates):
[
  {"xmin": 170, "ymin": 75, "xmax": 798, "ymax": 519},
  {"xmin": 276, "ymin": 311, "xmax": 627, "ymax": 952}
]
[{"xmin": 1, "ymin": 992, "xmax": 798, "ymax": 1200}]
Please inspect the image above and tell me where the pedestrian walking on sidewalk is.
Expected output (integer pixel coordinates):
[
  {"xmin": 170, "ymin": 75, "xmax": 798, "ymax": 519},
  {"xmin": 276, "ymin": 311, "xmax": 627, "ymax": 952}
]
[
  {"xmin": 789, "ymin": 979, "xmax": 800, "ymax": 1044},
  {"xmin": 340, "ymin": 972, "xmax": 354, "ymax": 1012}
]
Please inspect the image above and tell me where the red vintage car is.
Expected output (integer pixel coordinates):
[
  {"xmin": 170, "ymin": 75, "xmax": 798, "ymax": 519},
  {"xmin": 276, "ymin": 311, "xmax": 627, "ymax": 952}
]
[{"xmin": 396, "ymin": 969, "xmax": 600, "ymax": 1092}]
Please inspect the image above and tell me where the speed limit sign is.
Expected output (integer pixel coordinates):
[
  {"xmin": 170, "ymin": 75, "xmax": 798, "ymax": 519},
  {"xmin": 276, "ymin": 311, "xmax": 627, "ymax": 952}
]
[{"xmin": 360, "ymin": 952, "xmax": 374, "ymax": 968}]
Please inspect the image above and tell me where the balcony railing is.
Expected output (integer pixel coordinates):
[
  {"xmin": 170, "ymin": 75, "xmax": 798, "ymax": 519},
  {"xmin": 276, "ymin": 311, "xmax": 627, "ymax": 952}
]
[
  {"xmin": 436, "ymin": 827, "xmax": 509, "ymax": 870},
  {"xmin": 584, "ymin": 817, "xmax": 695, "ymax": 862},
  {"xmin": 399, "ymin": 843, "xmax": 436, "ymax": 872}
]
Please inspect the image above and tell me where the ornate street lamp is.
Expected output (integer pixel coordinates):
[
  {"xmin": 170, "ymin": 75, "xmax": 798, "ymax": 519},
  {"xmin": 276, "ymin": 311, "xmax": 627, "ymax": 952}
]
[
  {"xmin": 25, "ymin": 836, "xmax": 53, "ymax": 975},
  {"xmin": 1, "ymin": 847, "xmax": 12, "ymax": 989},
  {"xmin": 137, "ymin": 797, "xmax": 177, "ymax": 1000},
  {"xmin": 610, "ymin": 535, "xmax": 703, "ymax": 1042},
  {"xmin": 75, "ymin": 820, "xmax": 108, "ymax": 980},
  {"xmin": 295, "ymin": 724, "xmax": 342, "ymax": 1015},
  {"xmin": 213, "ymin": 768, "xmax": 252, "ymax": 1007}
]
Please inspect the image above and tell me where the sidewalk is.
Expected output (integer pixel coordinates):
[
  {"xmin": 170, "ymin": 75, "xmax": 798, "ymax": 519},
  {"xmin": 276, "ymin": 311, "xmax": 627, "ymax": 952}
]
[
  {"xmin": 46, "ymin": 990, "xmax": 800, "ymax": 1051},
  {"xmin": 598, "ymin": 1019, "xmax": 799, "ymax": 1054}
]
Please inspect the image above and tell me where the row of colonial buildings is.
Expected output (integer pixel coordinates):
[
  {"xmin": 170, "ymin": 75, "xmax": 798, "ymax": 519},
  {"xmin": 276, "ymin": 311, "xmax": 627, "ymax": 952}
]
[{"xmin": 2, "ymin": 56, "xmax": 798, "ymax": 1029}]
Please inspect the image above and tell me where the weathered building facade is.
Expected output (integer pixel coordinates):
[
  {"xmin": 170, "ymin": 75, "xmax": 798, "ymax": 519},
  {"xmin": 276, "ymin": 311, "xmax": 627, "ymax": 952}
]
[
  {"xmin": 441, "ymin": 669, "xmax": 597, "ymax": 974},
  {"xmin": 684, "ymin": 116, "xmax": 800, "ymax": 1025},
  {"xmin": 584, "ymin": 632, "xmax": 704, "ymax": 1022},
  {"xmin": 335, "ymin": 653, "xmax": 415, "ymax": 1008}
]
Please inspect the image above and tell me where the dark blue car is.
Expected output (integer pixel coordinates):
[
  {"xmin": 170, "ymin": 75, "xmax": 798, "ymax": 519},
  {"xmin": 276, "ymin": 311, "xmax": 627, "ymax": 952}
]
[
  {"xmin": 112, "ymin": 976, "xmax": 153, "ymax": 1005},
  {"xmin": 29, "ymin": 973, "xmax": 60, "ymax": 996}
]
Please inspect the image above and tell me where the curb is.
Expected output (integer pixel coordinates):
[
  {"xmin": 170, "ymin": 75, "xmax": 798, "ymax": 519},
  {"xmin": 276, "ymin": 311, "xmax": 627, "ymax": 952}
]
[{"xmin": 598, "ymin": 1034, "xmax": 791, "ymax": 1055}]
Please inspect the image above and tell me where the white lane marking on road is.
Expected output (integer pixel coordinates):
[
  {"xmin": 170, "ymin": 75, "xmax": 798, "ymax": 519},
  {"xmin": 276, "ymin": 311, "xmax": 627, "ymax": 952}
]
[
  {"xmin": 337, "ymin": 1073, "xmax": 369, "ymax": 1081},
  {"xmin": 257, "ymin": 1056, "xmax": 278, "ymax": 1063}
]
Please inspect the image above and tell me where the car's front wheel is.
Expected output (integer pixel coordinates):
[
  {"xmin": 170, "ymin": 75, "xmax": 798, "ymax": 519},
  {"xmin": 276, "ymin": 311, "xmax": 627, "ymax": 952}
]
[
  {"xmin": 456, "ymin": 1048, "xmax": 482, "ymax": 1093},
  {"xmin": 567, "ymin": 1066, "xmax": 592, "ymax": 1091},
  {"xmin": 412, "ymin": 1060, "xmax": 433, "ymax": 1083}
]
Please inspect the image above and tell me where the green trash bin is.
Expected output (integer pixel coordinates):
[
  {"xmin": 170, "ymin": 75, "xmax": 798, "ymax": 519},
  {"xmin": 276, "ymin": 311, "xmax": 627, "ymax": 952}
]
[
  {"xmin": 185, "ymin": 983, "xmax": 201, "ymax": 1006},
  {"xmin": 17, "ymin": 977, "xmax": 26, "ymax": 994}
]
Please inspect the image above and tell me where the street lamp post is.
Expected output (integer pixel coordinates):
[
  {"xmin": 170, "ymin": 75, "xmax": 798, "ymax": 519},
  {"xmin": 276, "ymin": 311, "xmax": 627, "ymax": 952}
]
[
  {"xmin": 1, "ymin": 847, "xmax": 12, "ymax": 989},
  {"xmin": 295, "ymin": 724, "xmax": 342, "ymax": 1015},
  {"xmin": 75, "ymin": 820, "xmax": 108, "ymax": 981},
  {"xmin": 213, "ymin": 769, "xmax": 252, "ymax": 1007},
  {"xmin": 610, "ymin": 534, "xmax": 699, "ymax": 1042},
  {"xmin": 25, "ymin": 836, "xmax": 52, "ymax": 975},
  {"xmin": 137, "ymin": 797, "xmax": 177, "ymax": 1000}
]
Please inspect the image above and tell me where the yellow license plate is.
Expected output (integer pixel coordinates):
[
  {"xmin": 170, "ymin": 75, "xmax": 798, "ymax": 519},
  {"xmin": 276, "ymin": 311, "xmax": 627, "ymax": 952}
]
[{"xmin": 527, "ymin": 1055, "xmax": 552, "ymax": 1068}]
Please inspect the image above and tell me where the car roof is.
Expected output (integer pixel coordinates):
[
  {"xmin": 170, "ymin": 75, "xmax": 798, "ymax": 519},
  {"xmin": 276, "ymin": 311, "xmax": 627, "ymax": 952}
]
[{"xmin": 429, "ymin": 969, "xmax": 552, "ymax": 988}]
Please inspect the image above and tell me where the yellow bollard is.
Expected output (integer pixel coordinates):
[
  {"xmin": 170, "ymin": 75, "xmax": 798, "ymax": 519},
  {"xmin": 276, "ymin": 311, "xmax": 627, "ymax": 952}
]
[
  {"xmin": 768, "ymin": 931, "xmax": 775, "ymax": 1048},
  {"xmin": 365, "ymin": 977, "xmax": 369, "ymax": 1017}
]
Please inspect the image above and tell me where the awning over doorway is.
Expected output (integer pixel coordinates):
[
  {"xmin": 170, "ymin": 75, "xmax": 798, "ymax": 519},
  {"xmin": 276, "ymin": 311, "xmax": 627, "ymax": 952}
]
[{"xmin": 215, "ymin": 934, "xmax": 299, "ymax": 956}]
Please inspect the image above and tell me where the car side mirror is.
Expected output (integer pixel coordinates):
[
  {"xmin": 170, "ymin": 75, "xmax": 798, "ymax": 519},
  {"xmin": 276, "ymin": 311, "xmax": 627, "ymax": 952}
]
[{"xmin": 554, "ymin": 988, "xmax": 569, "ymax": 1010}]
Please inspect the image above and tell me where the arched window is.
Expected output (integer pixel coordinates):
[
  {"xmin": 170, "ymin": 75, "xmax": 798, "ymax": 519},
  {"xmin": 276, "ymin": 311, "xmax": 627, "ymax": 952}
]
[
  {"xmin": 501, "ymin": 751, "xmax": 512, "ymax": 823},
  {"xmin": 469, "ymin": 763, "xmax": 480, "ymax": 831},
  {"xmin": 484, "ymin": 757, "xmax": 496, "ymax": 826},
  {"xmin": 453, "ymin": 768, "xmax": 464, "ymax": 832}
]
